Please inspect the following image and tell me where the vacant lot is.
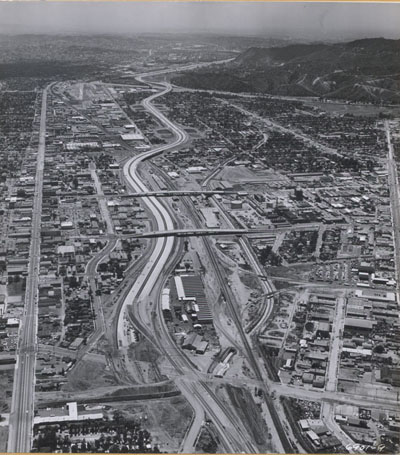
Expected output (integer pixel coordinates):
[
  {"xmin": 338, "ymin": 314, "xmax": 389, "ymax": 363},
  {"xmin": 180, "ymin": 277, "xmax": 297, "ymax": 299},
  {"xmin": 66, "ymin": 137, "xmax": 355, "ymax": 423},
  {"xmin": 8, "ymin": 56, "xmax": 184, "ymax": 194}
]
[
  {"xmin": 62, "ymin": 359, "xmax": 118, "ymax": 392},
  {"xmin": 0, "ymin": 370, "xmax": 14, "ymax": 413},
  {"xmin": 0, "ymin": 426, "xmax": 8, "ymax": 452}
]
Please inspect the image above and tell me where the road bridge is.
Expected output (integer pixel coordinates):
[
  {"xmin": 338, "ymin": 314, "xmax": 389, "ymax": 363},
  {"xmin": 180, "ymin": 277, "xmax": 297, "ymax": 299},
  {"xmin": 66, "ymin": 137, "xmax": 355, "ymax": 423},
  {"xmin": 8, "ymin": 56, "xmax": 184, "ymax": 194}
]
[
  {"xmin": 71, "ymin": 224, "xmax": 324, "ymax": 242},
  {"xmin": 128, "ymin": 228, "xmax": 248, "ymax": 238},
  {"xmin": 121, "ymin": 190, "xmax": 238, "ymax": 198}
]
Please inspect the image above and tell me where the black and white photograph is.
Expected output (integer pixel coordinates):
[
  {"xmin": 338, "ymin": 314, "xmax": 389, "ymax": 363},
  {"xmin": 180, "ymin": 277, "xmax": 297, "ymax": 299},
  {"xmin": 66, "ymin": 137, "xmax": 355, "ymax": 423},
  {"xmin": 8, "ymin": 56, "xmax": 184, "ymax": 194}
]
[{"xmin": 0, "ymin": 1, "xmax": 399, "ymax": 453}]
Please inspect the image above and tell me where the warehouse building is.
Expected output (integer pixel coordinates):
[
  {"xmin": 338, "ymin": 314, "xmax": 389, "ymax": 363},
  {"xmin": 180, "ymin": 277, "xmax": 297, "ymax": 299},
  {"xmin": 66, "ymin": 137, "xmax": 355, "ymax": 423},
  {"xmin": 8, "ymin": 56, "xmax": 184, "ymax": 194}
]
[{"xmin": 174, "ymin": 274, "xmax": 213, "ymax": 323}]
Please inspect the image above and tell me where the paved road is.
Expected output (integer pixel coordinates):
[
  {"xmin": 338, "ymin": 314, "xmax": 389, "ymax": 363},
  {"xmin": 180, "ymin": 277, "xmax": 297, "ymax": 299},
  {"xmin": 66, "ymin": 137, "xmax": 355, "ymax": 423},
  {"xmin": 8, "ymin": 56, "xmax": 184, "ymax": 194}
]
[
  {"xmin": 321, "ymin": 402, "xmax": 365, "ymax": 453},
  {"xmin": 90, "ymin": 162, "xmax": 114, "ymax": 234},
  {"xmin": 326, "ymin": 296, "xmax": 345, "ymax": 393},
  {"xmin": 271, "ymin": 382, "xmax": 399, "ymax": 412},
  {"xmin": 83, "ymin": 238, "xmax": 118, "ymax": 348},
  {"xmin": 386, "ymin": 121, "xmax": 400, "ymax": 290},
  {"xmin": 8, "ymin": 87, "xmax": 48, "ymax": 453}
]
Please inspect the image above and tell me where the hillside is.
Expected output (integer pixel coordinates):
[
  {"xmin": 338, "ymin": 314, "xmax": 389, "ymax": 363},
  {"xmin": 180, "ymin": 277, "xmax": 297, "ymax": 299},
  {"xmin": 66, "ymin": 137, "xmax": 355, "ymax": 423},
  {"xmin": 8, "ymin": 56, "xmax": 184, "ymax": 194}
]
[{"xmin": 172, "ymin": 38, "xmax": 400, "ymax": 103}]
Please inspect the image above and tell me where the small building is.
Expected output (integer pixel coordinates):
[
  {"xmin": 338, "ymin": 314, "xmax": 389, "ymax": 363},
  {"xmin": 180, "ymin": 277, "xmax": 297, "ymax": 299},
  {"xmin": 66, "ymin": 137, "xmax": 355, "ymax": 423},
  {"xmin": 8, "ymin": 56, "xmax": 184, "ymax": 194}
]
[
  {"xmin": 312, "ymin": 376, "xmax": 325, "ymax": 388},
  {"xmin": 230, "ymin": 200, "xmax": 243, "ymax": 210},
  {"xmin": 182, "ymin": 333, "xmax": 202, "ymax": 351},
  {"xmin": 61, "ymin": 221, "xmax": 73, "ymax": 230},
  {"xmin": 34, "ymin": 402, "xmax": 104, "ymax": 425},
  {"xmin": 316, "ymin": 321, "xmax": 331, "ymax": 338},
  {"xmin": 302, "ymin": 372, "xmax": 314, "ymax": 384},
  {"xmin": 120, "ymin": 133, "xmax": 144, "ymax": 141},
  {"xmin": 306, "ymin": 430, "xmax": 320, "ymax": 446},
  {"xmin": 196, "ymin": 340, "xmax": 209, "ymax": 355},
  {"xmin": 298, "ymin": 419, "xmax": 310, "ymax": 431},
  {"xmin": 344, "ymin": 317, "xmax": 376, "ymax": 333}
]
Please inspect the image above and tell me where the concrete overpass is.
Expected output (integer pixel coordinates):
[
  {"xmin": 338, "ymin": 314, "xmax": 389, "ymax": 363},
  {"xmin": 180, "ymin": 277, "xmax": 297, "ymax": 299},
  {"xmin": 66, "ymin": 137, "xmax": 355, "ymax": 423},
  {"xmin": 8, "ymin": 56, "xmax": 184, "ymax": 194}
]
[
  {"xmin": 121, "ymin": 190, "xmax": 238, "ymax": 198},
  {"xmin": 128, "ymin": 228, "xmax": 249, "ymax": 238},
  {"xmin": 72, "ymin": 224, "xmax": 323, "ymax": 241}
]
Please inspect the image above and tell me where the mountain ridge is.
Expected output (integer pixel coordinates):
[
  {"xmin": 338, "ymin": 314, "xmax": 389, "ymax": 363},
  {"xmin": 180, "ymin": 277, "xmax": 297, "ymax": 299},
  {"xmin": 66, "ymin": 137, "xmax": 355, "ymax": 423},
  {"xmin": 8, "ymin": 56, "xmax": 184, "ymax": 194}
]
[{"xmin": 172, "ymin": 37, "xmax": 400, "ymax": 103}]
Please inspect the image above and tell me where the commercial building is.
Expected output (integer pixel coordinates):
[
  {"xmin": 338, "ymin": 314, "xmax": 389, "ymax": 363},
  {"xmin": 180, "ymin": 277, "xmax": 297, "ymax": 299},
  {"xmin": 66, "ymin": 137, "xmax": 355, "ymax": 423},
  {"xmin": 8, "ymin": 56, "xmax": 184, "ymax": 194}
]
[{"xmin": 34, "ymin": 402, "xmax": 104, "ymax": 425}]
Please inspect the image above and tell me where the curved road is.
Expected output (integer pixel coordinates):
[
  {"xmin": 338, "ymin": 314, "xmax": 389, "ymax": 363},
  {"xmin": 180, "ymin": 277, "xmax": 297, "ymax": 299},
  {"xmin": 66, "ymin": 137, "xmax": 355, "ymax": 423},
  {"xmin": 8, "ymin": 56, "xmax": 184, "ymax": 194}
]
[
  {"xmin": 119, "ymin": 81, "xmax": 185, "ymax": 347},
  {"xmin": 120, "ymin": 78, "xmax": 258, "ymax": 452}
]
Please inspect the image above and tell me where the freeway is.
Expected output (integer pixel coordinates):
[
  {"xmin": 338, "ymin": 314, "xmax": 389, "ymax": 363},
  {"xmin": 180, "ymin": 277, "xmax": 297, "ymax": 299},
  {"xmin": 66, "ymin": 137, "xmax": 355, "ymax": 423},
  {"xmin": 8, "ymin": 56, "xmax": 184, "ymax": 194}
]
[
  {"xmin": 8, "ymin": 87, "xmax": 48, "ymax": 452},
  {"xmin": 120, "ymin": 77, "xmax": 259, "ymax": 452},
  {"xmin": 132, "ymin": 58, "xmax": 234, "ymax": 80},
  {"xmin": 119, "ymin": 80, "xmax": 185, "ymax": 348},
  {"xmin": 127, "ymin": 72, "xmax": 294, "ymax": 452}
]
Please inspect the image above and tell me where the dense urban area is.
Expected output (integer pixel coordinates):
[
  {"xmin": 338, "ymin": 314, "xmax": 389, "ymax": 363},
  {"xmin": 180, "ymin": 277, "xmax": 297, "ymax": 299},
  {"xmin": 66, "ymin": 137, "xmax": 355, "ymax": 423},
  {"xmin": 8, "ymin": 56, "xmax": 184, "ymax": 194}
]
[{"xmin": 0, "ymin": 31, "xmax": 399, "ymax": 454}]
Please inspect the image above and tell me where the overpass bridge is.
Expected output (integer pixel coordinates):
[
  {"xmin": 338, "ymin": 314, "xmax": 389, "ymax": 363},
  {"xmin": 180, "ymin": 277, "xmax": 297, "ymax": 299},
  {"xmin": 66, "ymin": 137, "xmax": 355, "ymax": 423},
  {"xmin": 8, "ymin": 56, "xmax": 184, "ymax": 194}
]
[
  {"xmin": 121, "ymin": 190, "xmax": 238, "ymax": 198},
  {"xmin": 71, "ymin": 228, "xmax": 249, "ymax": 241},
  {"xmin": 71, "ymin": 223, "xmax": 322, "ymax": 241},
  {"xmin": 122, "ymin": 228, "xmax": 249, "ymax": 239}
]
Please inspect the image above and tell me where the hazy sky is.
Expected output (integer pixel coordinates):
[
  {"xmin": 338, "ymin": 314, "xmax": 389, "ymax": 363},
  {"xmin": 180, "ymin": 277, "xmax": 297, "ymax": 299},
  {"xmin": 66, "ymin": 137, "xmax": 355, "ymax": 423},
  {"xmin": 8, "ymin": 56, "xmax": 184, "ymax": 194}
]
[{"xmin": 0, "ymin": 2, "xmax": 399, "ymax": 41}]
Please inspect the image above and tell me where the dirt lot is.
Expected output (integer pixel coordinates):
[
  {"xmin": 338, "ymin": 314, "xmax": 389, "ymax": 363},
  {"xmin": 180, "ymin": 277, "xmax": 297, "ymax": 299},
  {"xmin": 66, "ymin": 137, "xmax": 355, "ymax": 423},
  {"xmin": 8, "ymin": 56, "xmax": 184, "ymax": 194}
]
[
  {"xmin": 7, "ymin": 279, "xmax": 25, "ymax": 297},
  {"xmin": 0, "ymin": 426, "xmax": 8, "ymax": 452},
  {"xmin": 217, "ymin": 165, "xmax": 257, "ymax": 182},
  {"xmin": 0, "ymin": 370, "xmax": 14, "ymax": 413},
  {"xmin": 128, "ymin": 339, "xmax": 164, "ymax": 383},
  {"xmin": 62, "ymin": 359, "xmax": 118, "ymax": 392}
]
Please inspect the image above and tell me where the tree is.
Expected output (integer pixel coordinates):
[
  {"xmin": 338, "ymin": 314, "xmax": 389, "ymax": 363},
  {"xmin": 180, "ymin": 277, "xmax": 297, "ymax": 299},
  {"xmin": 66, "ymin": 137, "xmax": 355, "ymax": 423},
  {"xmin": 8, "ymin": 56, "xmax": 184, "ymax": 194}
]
[
  {"xmin": 305, "ymin": 321, "xmax": 314, "ymax": 332},
  {"xmin": 373, "ymin": 344, "xmax": 385, "ymax": 354}
]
